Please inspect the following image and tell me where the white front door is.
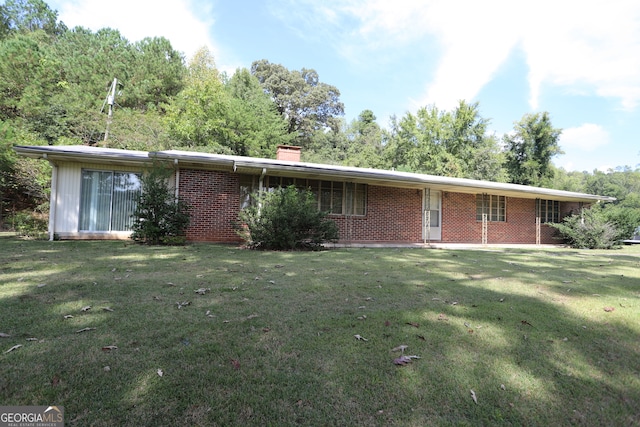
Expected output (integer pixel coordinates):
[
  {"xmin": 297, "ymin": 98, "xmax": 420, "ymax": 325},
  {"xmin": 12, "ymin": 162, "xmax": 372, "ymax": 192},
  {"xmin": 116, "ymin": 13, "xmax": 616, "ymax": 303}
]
[{"xmin": 422, "ymin": 189, "xmax": 441, "ymax": 241}]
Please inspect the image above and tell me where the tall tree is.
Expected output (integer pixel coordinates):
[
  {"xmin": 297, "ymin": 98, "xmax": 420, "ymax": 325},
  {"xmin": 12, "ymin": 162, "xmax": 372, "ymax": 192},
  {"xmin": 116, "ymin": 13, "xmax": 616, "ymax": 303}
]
[
  {"xmin": 503, "ymin": 112, "xmax": 563, "ymax": 186},
  {"xmin": 0, "ymin": 0, "xmax": 64, "ymax": 37},
  {"xmin": 165, "ymin": 47, "xmax": 230, "ymax": 151},
  {"xmin": 250, "ymin": 59, "xmax": 344, "ymax": 147},
  {"xmin": 383, "ymin": 101, "xmax": 501, "ymax": 179},
  {"xmin": 343, "ymin": 110, "xmax": 386, "ymax": 168},
  {"xmin": 223, "ymin": 68, "xmax": 292, "ymax": 157}
]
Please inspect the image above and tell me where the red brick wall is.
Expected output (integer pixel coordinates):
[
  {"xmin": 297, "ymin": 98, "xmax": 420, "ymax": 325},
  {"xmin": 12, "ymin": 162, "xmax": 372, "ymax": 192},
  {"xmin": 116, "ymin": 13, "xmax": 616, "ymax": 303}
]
[
  {"xmin": 179, "ymin": 169, "xmax": 241, "ymax": 242},
  {"xmin": 441, "ymin": 192, "xmax": 562, "ymax": 244},
  {"xmin": 178, "ymin": 168, "xmax": 569, "ymax": 244},
  {"xmin": 332, "ymin": 186, "xmax": 422, "ymax": 242}
]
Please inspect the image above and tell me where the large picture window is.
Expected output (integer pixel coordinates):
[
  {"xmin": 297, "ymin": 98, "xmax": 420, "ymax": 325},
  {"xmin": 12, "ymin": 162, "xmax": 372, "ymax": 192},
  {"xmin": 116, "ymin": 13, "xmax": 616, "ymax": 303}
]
[
  {"xmin": 536, "ymin": 199, "xmax": 560, "ymax": 223},
  {"xmin": 476, "ymin": 194, "xmax": 506, "ymax": 222},
  {"xmin": 79, "ymin": 170, "xmax": 142, "ymax": 231}
]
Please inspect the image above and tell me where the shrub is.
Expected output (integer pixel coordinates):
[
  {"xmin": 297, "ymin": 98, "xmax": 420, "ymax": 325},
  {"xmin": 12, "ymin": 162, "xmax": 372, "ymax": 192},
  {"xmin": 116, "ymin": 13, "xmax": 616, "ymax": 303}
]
[
  {"xmin": 8, "ymin": 208, "xmax": 48, "ymax": 239},
  {"xmin": 237, "ymin": 185, "xmax": 339, "ymax": 250},
  {"xmin": 601, "ymin": 205, "xmax": 640, "ymax": 241},
  {"xmin": 131, "ymin": 166, "xmax": 190, "ymax": 245},
  {"xmin": 550, "ymin": 207, "xmax": 619, "ymax": 249}
]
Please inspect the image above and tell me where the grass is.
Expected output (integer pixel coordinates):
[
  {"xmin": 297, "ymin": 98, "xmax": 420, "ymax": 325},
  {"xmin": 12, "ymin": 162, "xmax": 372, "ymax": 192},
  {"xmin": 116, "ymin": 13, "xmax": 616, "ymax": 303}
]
[{"xmin": 1, "ymin": 237, "xmax": 639, "ymax": 426}]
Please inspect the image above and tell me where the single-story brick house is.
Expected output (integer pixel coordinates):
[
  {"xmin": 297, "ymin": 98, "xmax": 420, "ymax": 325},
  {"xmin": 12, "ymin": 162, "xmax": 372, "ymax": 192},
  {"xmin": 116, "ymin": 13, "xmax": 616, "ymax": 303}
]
[{"xmin": 14, "ymin": 144, "xmax": 615, "ymax": 245}]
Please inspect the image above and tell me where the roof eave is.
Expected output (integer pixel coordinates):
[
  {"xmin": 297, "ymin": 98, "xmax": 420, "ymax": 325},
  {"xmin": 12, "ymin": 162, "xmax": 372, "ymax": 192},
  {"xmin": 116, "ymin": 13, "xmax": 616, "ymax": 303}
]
[
  {"xmin": 151, "ymin": 150, "xmax": 614, "ymax": 203},
  {"xmin": 13, "ymin": 145, "xmax": 151, "ymax": 166}
]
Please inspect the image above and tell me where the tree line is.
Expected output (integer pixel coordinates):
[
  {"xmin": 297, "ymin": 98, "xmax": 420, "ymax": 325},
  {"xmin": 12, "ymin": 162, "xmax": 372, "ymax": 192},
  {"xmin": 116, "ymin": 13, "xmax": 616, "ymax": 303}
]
[{"xmin": 1, "ymin": 0, "xmax": 639, "ymax": 235}]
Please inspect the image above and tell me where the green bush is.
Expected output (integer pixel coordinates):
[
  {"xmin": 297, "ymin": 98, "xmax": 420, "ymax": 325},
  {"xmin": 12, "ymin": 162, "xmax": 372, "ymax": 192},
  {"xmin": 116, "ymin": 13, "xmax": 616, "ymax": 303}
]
[
  {"xmin": 237, "ymin": 185, "xmax": 339, "ymax": 250},
  {"xmin": 131, "ymin": 166, "xmax": 190, "ymax": 245},
  {"xmin": 550, "ymin": 207, "xmax": 619, "ymax": 249},
  {"xmin": 8, "ymin": 209, "xmax": 48, "ymax": 238},
  {"xmin": 601, "ymin": 205, "xmax": 640, "ymax": 241}
]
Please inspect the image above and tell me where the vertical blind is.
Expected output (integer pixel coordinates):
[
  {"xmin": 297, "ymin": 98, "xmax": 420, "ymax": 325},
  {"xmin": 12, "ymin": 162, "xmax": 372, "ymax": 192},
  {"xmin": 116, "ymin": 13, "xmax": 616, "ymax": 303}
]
[{"xmin": 79, "ymin": 170, "xmax": 142, "ymax": 231}]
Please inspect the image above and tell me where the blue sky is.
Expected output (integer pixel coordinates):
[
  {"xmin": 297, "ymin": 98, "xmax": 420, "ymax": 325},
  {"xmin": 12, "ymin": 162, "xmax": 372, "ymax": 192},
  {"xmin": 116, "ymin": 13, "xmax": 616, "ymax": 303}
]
[{"xmin": 46, "ymin": 0, "xmax": 640, "ymax": 172}]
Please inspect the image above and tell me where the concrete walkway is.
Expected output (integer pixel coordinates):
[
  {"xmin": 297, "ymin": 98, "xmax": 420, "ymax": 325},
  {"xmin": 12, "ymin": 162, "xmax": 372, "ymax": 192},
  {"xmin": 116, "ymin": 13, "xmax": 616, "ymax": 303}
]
[{"xmin": 325, "ymin": 242, "xmax": 566, "ymax": 250}]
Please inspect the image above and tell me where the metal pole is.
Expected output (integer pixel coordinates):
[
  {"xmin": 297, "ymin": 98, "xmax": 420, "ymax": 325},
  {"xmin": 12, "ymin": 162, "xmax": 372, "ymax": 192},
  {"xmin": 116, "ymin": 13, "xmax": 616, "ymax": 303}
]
[{"xmin": 104, "ymin": 78, "xmax": 117, "ymax": 145}]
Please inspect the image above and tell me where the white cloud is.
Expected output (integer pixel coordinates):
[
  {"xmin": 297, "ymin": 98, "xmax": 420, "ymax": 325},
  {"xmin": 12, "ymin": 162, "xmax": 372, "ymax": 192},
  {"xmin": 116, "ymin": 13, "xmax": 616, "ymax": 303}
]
[
  {"xmin": 559, "ymin": 123, "xmax": 611, "ymax": 151},
  {"xmin": 54, "ymin": 0, "xmax": 217, "ymax": 61},
  {"xmin": 269, "ymin": 0, "xmax": 640, "ymax": 112}
]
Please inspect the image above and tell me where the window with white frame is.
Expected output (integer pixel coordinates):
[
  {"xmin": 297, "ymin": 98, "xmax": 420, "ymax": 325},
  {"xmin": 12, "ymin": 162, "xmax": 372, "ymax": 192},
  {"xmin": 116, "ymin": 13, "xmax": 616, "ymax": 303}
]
[
  {"xmin": 536, "ymin": 199, "xmax": 560, "ymax": 223},
  {"xmin": 241, "ymin": 175, "xmax": 367, "ymax": 216},
  {"xmin": 476, "ymin": 194, "xmax": 506, "ymax": 222},
  {"xmin": 79, "ymin": 170, "xmax": 142, "ymax": 231}
]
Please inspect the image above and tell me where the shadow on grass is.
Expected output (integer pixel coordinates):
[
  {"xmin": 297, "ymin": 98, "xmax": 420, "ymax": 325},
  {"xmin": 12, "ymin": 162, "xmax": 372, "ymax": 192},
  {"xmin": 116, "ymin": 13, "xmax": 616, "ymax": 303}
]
[{"xmin": 1, "ymin": 240, "xmax": 638, "ymax": 426}]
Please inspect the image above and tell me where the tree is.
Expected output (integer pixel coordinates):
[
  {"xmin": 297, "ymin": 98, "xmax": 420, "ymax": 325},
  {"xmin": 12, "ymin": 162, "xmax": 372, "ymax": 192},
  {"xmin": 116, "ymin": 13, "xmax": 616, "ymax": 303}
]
[
  {"xmin": 1, "ymin": 0, "xmax": 64, "ymax": 37},
  {"xmin": 164, "ymin": 47, "xmax": 231, "ymax": 151},
  {"xmin": 342, "ymin": 110, "xmax": 386, "ymax": 168},
  {"xmin": 223, "ymin": 68, "xmax": 293, "ymax": 157},
  {"xmin": 382, "ymin": 101, "xmax": 502, "ymax": 179},
  {"xmin": 250, "ymin": 59, "xmax": 344, "ymax": 147},
  {"xmin": 504, "ymin": 112, "xmax": 563, "ymax": 186},
  {"xmin": 131, "ymin": 165, "xmax": 190, "ymax": 245}
]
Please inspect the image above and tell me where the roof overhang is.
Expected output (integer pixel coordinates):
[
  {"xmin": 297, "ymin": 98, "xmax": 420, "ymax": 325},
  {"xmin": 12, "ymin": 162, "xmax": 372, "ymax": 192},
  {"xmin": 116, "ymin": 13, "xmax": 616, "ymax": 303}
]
[
  {"xmin": 13, "ymin": 145, "xmax": 151, "ymax": 167},
  {"xmin": 14, "ymin": 145, "xmax": 616, "ymax": 204},
  {"xmin": 150, "ymin": 150, "xmax": 615, "ymax": 203}
]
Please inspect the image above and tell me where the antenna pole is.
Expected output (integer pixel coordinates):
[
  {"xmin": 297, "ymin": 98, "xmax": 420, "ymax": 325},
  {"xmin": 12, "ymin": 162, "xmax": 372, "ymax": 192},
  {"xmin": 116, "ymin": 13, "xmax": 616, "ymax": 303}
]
[{"xmin": 103, "ymin": 78, "xmax": 117, "ymax": 145}]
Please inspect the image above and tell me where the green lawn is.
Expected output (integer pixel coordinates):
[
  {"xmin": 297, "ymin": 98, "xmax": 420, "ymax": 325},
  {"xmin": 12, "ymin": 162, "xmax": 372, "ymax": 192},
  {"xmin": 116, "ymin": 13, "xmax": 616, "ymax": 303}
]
[{"xmin": 1, "ymin": 237, "xmax": 639, "ymax": 426}]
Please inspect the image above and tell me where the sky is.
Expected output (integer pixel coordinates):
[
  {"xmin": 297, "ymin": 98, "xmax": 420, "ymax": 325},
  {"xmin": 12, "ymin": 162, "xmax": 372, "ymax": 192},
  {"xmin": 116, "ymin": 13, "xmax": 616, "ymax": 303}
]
[{"xmin": 44, "ymin": 0, "xmax": 640, "ymax": 172}]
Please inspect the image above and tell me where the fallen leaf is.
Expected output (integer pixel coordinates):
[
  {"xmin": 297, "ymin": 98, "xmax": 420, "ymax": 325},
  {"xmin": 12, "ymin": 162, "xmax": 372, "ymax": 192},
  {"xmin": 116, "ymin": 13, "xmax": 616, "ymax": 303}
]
[
  {"xmin": 417, "ymin": 335, "xmax": 426, "ymax": 341},
  {"xmin": 500, "ymin": 384, "xmax": 506, "ymax": 391},
  {"xmin": 102, "ymin": 307, "xmax": 114, "ymax": 312},
  {"xmin": 230, "ymin": 359, "xmax": 241, "ymax": 370},
  {"xmin": 104, "ymin": 366, "xmax": 111, "ymax": 372},
  {"xmin": 75, "ymin": 327, "xmax": 96, "ymax": 333},
  {"xmin": 26, "ymin": 337, "xmax": 38, "ymax": 341},
  {"xmin": 521, "ymin": 320, "xmax": 534, "ymax": 327},
  {"xmin": 262, "ymin": 327, "xmax": 271, "ymax": 333},
  {"xmin": 246, "ymin": 314, "xmax": 259, "ymax": 320},
  {"xmin": 392, "ymin": 345, "xmax": 408, "ymax": 352},
  {"xmin": 63, "ymin": 315, "xmax": 74, "ymax": 319},
  {"xmin": 470, "ymin": 390, "xmax": 478, "ymax": 404},
  {"xmin": 5, "ymin": 344, "xmax": 22, "ymax": 353},
  {"xmin": 406, "ymin": 322, "xmax": 419, "ymax": 328},
  {"xmin": 37, "ymin": 283, "xmax": 47, "ymax": 288},
  {"xmin": 354, "ymin": 334, "xmax": 368, "ymax": 341},
  {"xmin": 393, "ymin": 356, "xmax": 412, "ymax": 365},
  {"xmin": 194, "ymin": 288, "xmax": 210, "ymax": 295},
  {"xmin": 101, "ymin": 345, "xmax": 118, "ymax": 351},
  {"xmin": 384, "ymin": 320, "xmax": 391, "ymax": 327},
  {"xmin": 51, "ymin": 375, "xmax": 60, "ymax": 386},
  {"xmin": 0, "ymin": 333, "xmax": 11, "ymax": 338},
  {"xmin": 81, "ymin": 305, "xmax": 91, "ymax": 312},
  {"xmin": 603, "ymin": 306, "xmax": 615, "ymax": 312},
  {"xmin": 437, "ymin": 313, "xmax": 448, "ymax": 321}
]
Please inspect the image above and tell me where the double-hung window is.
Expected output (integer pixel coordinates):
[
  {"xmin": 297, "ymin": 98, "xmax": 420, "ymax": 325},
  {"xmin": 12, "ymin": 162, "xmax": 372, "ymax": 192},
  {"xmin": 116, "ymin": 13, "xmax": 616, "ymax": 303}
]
[
  {"xmin": 476, "ymin": 194, "xmax": 506, "ymax": 222},
  {"xmin": 536, "ymin": 199, "xmax": 560, "ymax": 223},
  {"xmin": 79, "ymin": 170, "xmax": 142, "ymax": 231}
]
